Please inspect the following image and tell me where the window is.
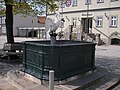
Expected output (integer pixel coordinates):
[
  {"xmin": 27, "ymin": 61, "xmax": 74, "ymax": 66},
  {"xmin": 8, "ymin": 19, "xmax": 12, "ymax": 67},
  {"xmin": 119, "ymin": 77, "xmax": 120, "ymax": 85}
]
[
  {"xmin": 72, "ymin": 18, "xmax": 77, "ymax": 28},
  {"xmin": 60, "ymin": 18, "xmax": 64, "ymax": 28},
  {"xmin": 60, "ymin": 21, "xmax": 64, "ymax": 28},
  {"xmin": 2, "ymin": 16, "xmax": 5, "ymax": 24},
  {"xmin": 0, "ymin": 18, "xmax": 1, "ymax": 24},
  {"xmin": 96, "ymin": 16, "xmax": 103, "ymax": 27},
  {"xmin": 72, "ymin": 0, "xmax": 77, "ymax": 6},
  {"xmin": 85, "ymin": 0, "xmax": 91, "ymax": 5},
  {"xmin": 97, "ymin": 0, "xmax": 104, "ymax": 3},
  {"xmin": 110, "ymin": 16, "xmax": 117, "ymax": 27},
  {"xmin": 111, "ymin": 0, "xmax": 119, "ymax": 2}
]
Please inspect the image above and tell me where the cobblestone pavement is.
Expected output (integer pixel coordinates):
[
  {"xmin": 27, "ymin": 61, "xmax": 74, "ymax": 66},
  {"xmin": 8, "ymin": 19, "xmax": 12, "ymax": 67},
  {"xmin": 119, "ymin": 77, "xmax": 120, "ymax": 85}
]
[
  {"xmin": 95, "ymin": 45, "xmax": 120, "ymax": 75},
  {"xmin": 0, "ymin": 62, "xmax": 22, "ymax": 78},
  {"xmin": 0, "ymin": 35, "xmax": 39, "ymax": 77},
  {"xmin": 95, "ymin": 45, "xmax": 120, "ymax": 90}
]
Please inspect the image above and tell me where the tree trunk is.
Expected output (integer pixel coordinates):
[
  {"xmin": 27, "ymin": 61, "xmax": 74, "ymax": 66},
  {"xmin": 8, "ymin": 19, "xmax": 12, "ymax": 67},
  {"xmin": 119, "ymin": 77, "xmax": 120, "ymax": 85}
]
[{"xmin": 5, "ymin": 3, "xmax": 14, "ymax": 43}]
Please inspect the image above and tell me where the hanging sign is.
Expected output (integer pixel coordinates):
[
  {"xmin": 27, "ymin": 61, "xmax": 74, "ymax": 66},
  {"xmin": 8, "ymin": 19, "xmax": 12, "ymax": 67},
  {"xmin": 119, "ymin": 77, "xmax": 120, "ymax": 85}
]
[{"xmin": 66, "ymin": 0, "xmax": 71, "ymax": 7}]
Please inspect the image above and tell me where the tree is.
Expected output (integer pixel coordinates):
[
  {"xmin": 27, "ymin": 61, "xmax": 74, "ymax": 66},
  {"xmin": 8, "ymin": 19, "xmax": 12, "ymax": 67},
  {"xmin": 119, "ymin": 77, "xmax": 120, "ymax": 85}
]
[
  {"xmin": 0, "ymin": 0, "xmax": 60, "ymax": 43},
  {"xmin": 5, "ymin": 0, "xmax": 14, "ymax": 43}
]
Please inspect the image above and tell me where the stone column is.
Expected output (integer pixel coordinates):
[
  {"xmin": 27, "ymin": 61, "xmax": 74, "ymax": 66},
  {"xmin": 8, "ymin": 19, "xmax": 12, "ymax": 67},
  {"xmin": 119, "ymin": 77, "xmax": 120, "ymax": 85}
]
[
  {"xmin": 50, "ymin": 33, "xmax": 58, "ymax": 46},
  {"xmin": 96, "ymin": 33, "xmax": 100, "ymax": 45}
]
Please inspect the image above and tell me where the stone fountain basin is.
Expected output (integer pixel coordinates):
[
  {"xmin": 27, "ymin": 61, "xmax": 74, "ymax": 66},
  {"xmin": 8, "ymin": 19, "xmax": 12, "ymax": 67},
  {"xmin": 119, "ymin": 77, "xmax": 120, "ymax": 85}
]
[{"xmin": 22, "ymin": 40, "xmax": 96, "ymax": 81}]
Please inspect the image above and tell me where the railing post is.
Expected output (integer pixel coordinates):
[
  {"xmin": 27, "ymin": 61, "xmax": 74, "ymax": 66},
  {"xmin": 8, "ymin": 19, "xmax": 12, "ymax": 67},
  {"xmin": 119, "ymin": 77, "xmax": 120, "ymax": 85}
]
[
  {"xmin": 69, "ymin": 25, "xmax": 73, "ymax": 40},
  {"xmin": 49, "ymin": 70, "xmax": 54, "ymax": 90},
  {"xmin": 96, "ymin": 33, "xmax": 100, "ymax": 45}
]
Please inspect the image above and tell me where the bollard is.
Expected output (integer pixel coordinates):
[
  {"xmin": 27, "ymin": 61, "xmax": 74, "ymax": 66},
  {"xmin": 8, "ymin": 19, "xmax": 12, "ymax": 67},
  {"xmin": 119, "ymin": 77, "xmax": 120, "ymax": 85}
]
[{"xmin": 49, "ymin": 70, "xmax": 54, "ymax": 90}]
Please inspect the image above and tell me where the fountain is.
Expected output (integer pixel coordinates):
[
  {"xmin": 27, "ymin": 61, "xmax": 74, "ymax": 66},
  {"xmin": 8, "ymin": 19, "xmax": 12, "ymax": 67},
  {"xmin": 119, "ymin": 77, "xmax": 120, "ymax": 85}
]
[{"xmin": 22, "ymin": 13, "xmax": 96, "ymax": 81}]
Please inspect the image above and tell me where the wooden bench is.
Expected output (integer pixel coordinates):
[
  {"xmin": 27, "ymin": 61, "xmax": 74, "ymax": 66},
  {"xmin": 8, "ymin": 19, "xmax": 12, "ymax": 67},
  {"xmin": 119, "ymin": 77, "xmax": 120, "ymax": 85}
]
[{"xmin": 0, "ymin": 42, "xmax": 23, "ymax": 60}]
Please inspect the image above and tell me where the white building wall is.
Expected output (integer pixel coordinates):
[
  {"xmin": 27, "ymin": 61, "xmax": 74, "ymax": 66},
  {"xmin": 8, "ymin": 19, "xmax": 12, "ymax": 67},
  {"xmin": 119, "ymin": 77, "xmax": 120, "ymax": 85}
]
[
  {"xmin": 48, "ymin": 0, "xmax": 120, "ymax": 44},
  {"xmin": 92, "ymin": 9, "xmax": 120, "ymax": 37},
  {"xmin": 13, "ymin": 14, "xmax": 45, "ymax": 36}
]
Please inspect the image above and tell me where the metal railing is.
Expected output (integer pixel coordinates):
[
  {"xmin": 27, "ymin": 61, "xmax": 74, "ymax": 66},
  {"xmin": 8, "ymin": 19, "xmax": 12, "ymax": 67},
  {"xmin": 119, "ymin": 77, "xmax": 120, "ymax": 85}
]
[
  {"xmin": 93, "ymin": 27, "xmax": 110, "ymax": 39},
  {"xmin": 60, "ymin": 25, "xmax": 82, "ymax": 40}
]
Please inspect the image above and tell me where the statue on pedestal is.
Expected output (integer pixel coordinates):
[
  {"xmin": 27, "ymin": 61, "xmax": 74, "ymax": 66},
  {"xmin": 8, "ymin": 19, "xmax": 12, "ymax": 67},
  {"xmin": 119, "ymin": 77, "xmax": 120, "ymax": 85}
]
[{"xmin": 45, "ymin": 12, "xmax": 65, "ymax": 45}]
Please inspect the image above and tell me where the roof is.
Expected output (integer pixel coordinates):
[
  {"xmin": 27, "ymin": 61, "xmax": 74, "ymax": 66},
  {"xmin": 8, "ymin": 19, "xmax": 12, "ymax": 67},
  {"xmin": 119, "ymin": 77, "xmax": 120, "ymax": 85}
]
[{"xmin": 38, "ymin": 16, "xmax": 46, "ymax": 24}]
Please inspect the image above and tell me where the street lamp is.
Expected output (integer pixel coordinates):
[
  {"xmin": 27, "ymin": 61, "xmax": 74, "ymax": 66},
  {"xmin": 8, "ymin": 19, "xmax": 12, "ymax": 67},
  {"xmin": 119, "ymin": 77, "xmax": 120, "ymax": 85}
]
[
  {"xmin": 60, "ymin": 0, "xmax": 64, "ymax": 28},
  {"xmin": 59, "ymin": 0, "xmax": 65, "ymax": 39},
  {"xmin": 86, "ymin": 0, "xmax": 89, "ymax": 33}
]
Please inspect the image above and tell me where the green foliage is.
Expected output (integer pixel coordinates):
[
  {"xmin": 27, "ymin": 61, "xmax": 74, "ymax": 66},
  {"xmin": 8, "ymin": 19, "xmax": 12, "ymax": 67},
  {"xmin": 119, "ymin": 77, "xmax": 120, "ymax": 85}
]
[
  {"xmin": 13, "ymin": 1, "xmax": 34, "ymax": 16},
  {"xmin": 0, "ymin": 10, "xmax": 5, "ymax": 15},
  {"xmin": 0, "ymin": 0, "xmax": 61, "ymax": 16},
  {"xmin": 0, "ymin": 1, "xmax": 5, "ymax": 15},
  {"xmin": 45, "ymin": 0, "xmax": 59, "ymax": 12}
]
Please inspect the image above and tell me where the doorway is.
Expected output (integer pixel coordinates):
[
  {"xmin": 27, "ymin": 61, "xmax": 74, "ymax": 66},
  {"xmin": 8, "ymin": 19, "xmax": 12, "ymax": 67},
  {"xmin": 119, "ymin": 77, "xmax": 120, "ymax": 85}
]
[
  {"xmin": 111, "ymin": 38, "xmax": 120, "ymax": 45},
  {"xmin": 81, "ymin": 18, "xmax": 92, "ymax": 33}
]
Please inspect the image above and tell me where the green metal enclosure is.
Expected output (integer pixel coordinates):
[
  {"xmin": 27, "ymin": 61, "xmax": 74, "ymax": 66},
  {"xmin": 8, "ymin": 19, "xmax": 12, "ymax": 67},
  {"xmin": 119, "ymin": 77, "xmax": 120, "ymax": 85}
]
[{"xmin": 22, "ymin": 40, "xmax": 96, "ymax": 81}]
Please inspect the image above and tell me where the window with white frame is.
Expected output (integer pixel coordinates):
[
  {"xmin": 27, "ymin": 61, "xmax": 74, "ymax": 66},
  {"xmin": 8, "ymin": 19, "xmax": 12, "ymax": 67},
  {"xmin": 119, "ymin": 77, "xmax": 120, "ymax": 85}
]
[
  {"xmin": 60, "ymin": 19, "xmax": 64, "ymax": 28},
  {"xmin": 110, "ymin": 16, "xmax": 117, "ymax": 27},
  {"xmin": 85, "ymin": 0, "xmax": 91, "ymax": 5},
  {"xmin": 61, "ymin": 21, "xmax": 64, "ymax": 28},
  {"xmin": 97, "ymin": 0, "xmax": 104, "ymax": 3},
  {"xmin": 0, "ymin": 18, "xmax": 1, "ymax": 24},
  {"xmin": 96, "ymin": 16, "xmax": 103, "ymax": 27},
  {"xmin": 2, "ymin": 16, "xmax": 5, "ymax": 24},
  {"xmin": 72, "ymin": 18, "xmax": 77, "ymax": 28},
  {"xmin": 72, "ymin": 0, "xmax": 77, "ymax": 6}
]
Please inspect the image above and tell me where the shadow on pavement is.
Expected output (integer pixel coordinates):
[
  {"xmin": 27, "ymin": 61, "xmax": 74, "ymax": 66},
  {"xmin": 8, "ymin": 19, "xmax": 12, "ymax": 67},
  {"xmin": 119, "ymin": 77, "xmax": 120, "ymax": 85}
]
[{"xmin": 0, "ymin": 57, "xmax": 22, "ymax": 77}]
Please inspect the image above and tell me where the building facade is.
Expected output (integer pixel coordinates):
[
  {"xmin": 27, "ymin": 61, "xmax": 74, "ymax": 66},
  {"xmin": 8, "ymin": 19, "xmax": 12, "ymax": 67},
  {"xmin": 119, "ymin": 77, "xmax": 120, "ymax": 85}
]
[
  {"xmin": 0, "ymin": 14, "xmax": 45, "ymax": 38},
  {"xmin": 13, "ymin": 14, "xmax": 45, "ymax": 38},
  {"xmin": 48, "ymin": 0, "xmax": 120, "ymax": 45},
  {"xmin": 0, "ymin": 16, "xmax": 6, "ymax": 35}
]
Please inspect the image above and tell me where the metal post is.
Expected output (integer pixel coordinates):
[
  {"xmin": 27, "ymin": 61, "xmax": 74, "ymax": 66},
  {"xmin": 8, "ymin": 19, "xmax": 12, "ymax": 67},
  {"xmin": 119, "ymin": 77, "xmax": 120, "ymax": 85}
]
[
  {"xmin": 49, "ymin": 70, "xmax": 54, "ymax": 90},
  {"xmin": 60, "ymin": 0, "xmax": 64, "ymax": 40},
  {"xmin": 69, "ymin": 25, "xmax": 73, "ymax": 40},
  {"xmin": 50, "ymin": 33, "xmax": 57, "ymax": 46},
  {"xmin": 86, "ymin": 1, "xmax": 89, "ymax": 33}
]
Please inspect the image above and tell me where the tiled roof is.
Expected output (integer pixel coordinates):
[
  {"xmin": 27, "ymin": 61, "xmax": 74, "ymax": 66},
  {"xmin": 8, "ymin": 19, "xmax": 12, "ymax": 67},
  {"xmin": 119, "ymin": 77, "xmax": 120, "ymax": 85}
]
[{"xmin": 37, "ymin": 16, "xmax": 46, "ymax": 24}]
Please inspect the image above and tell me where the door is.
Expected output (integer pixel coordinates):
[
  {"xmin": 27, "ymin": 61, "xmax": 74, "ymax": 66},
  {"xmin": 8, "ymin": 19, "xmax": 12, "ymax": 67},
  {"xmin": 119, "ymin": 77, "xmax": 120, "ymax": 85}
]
[{"xmin": 81, "ymin": 18, "xmax": 92, "ymax": 33}]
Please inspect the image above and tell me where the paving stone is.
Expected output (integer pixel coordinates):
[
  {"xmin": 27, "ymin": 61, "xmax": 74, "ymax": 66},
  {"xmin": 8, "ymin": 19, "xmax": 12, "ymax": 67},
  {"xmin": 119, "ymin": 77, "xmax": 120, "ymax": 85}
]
[
  {"xmin": 0, "ymin": 79, "xmax": 8, "ymax": 85},
  {"xmin": 0, "ymin": 83, "xmax": 18, "ymax": 90}
]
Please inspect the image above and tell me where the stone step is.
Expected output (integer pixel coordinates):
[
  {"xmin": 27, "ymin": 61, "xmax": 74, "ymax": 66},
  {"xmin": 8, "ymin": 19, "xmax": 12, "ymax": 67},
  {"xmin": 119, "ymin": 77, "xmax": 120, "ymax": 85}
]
[
  {"xmin": 6, "ymin": 67, "xmax": 120, "ymax": 90},
  {"xmin": 28, "ymin": 85, "xmax": 48, "ymax": 90},
  {"xmin": 7, "ymin": 70, "xmax": 47, "ymax": 90},
  {"xmin": 0, "ymin": 79, "xmax": 19, "ymax": 90},
  {"xmin": 0, "ymin": 83, "xmax": 19, "ymax": 90},
  {"xmin": 60, "ymin": 67, "xmax": 107, "ymax": 90},
  {"xmin": 95, "ymin": 77, "xmax": 120, "ymax": 90},
  {"xmin": 0, "ymin": 79, "xmax": 8, "ymax": 85}
]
